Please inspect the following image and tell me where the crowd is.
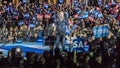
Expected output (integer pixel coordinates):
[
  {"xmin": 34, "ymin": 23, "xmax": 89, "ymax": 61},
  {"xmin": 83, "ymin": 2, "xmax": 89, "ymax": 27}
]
[{"xmin": 0, "ymin": 0, "xmax": 120, "ymax": 68}]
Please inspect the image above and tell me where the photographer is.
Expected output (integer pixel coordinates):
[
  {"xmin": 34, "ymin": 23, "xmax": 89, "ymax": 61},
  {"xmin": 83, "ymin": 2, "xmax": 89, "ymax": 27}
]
[{"xmin": 8, "ymin": 47, "xmax": 23, "ymax": 68}]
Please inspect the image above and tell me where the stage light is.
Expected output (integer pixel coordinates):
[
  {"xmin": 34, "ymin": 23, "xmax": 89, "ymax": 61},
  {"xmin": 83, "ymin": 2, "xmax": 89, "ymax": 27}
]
[{"xmin": 16, "ymin": 47, "xmax": 21, "ymax": 53}]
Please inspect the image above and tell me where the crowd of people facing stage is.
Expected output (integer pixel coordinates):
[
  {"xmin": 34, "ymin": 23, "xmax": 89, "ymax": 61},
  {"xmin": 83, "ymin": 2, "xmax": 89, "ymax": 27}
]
[{"xmin": 0, "ymin": 0, "xmax": 120, "ymax": 68}]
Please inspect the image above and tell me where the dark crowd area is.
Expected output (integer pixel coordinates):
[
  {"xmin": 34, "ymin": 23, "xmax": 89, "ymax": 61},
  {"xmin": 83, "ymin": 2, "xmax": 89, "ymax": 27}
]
[{"xmin": 0, "ymin": 40, "xmax": 120, "ymax": 68}]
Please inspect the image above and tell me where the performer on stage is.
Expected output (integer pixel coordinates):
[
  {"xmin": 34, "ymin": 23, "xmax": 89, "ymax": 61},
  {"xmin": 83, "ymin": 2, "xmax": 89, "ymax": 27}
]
[{"xmin": 54, "ymin": 10, "xmax": 69, "ymax": 50}]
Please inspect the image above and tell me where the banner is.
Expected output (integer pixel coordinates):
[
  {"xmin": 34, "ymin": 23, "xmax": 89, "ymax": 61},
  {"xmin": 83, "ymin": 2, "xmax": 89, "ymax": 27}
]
[
  {"xmin": 24, "ymin": 13, "xmax": 30, "ymax": 18},
  {"xmin": 66, "ymin": 25, "xmax": 71, "ymax": 35},
  {"xmin": 37, "ymin": 37, "xmax": 44, "ymax": 45},
  {"xmin": 93, "ymin": 25, "xmax": 109, "ymax": 38},
  {"xmin": 22, "ymin": 0, "xmax": 27, "ymax": 3},
  {"xmin": 44, "ymin": 4, "xmax": 49, "ymax": 9},
  {"xmin": 37, "ymin": 14, "xmax": 43, "ymax": 20},
  {"xmin": 45, "ymin": 14, "xmax": 51, "ymax": 19},
  {"xmin": 74, "ymin": 14, "xmax": 78, "ymax": 18},
  {"xmin": 73, "ymin": 38, "xmax": 84, "ymax": 52},
  {"xmin": 29, "ymin": 24, "xmax": 35, "ymax": 28},
  {"xmin": 84, "ymin": 45, "xmax": 89, "ymax": 52},
  {"xmin": 18, "ymin": 21, "xmax": 24, "ymax": 26},
  {"xmin": 88, "ymin": 16, "xmax": 94, "ymax": 22},
  {"xmin": 59, "ymin": 0, "xmax": 64, "ymax": 3}
]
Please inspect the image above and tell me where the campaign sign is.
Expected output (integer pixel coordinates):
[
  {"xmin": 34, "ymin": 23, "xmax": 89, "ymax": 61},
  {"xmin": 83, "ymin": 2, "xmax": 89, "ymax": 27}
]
[
  {"xmin": 66, "ymin": 27, "xmax": 70, "ymax": 35},
  {"xmin": 73, "ymin": 38, "xmax": 84, "ymax": 52},
  {"xmin": 24, "ymin": 13, "xmax": 30, "ymax": 18},
  {"xmin": 74, "ymin": 14, "xmax": 78, "ymax": 18},
  {"xmin": 29, "ymin": 24, "xmax": 35, "ymax": 28},
  {"xmin": 84, "ymin": 45, "xmax": 89, "ymax": 52},
  {"xmin": 59, "ymin": 0, "xmax": 64, "ymax": 3},
  {"xmin": 44, "ymin": 4, "xmax": 49, "ymax": 9},
  {"xmin": 37, "ymin": 37, "xmax": 44, "ymax": 45},
  {"xmin": 18, "ymin": 21, "xmax": 24, "ymax": 26},
  {"xmin": 45, "ymin": 14, "xmax": 50, "ymax": 19},
  {"xmin": 88, "ymin": 16, "xmax": 94, "ymax": 22},
  {"xmin": 22, "ymin": 0, "xmax": 27, "ymax": 3},
  {"xmin": 98, "ymin": 13, "xmax": 103, "ymax": 18},
  {"xmin": 37, "ymin": 14, "xmax": 43, "ymax": 20},
  {"xmin": 93, "ymin": 25, "xmax": 109, "ymax": 38}
]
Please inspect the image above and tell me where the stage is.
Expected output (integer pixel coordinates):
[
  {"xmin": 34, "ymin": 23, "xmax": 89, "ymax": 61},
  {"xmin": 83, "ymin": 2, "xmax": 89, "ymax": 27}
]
[{"xmin": 0, "ymin": 42, "xmax": 70, "ymax": 57}]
